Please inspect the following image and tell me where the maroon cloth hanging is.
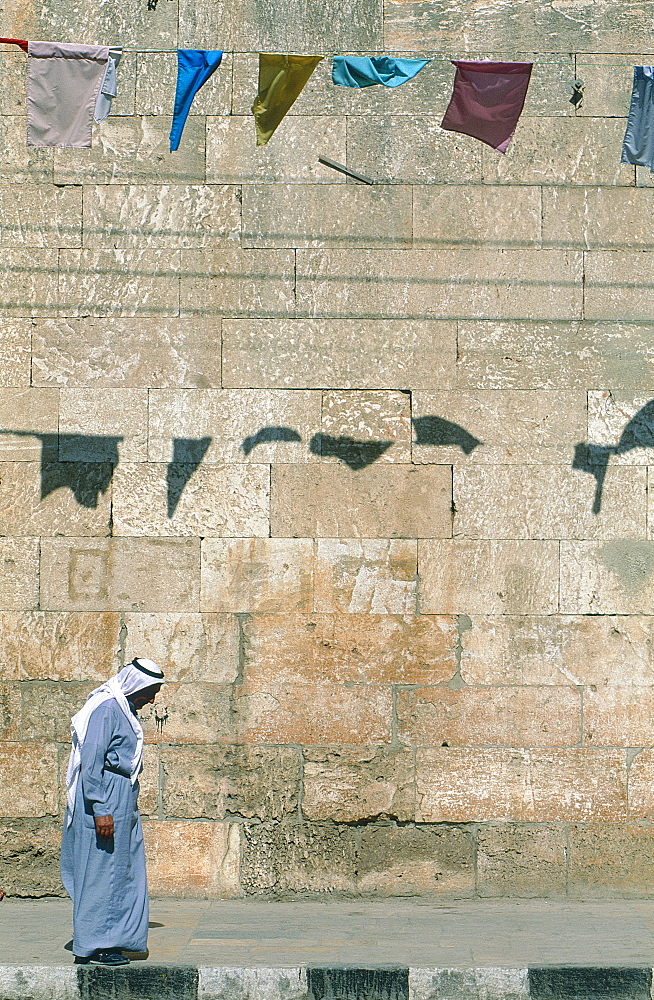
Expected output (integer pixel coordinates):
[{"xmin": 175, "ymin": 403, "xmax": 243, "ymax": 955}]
[
  {"xmin": 440, "ymin": 60, "xmax": 532, "ymax": 153},
  {"xmin": 0, "ymin": 38, "xmax": 28, "ymax": 51}
]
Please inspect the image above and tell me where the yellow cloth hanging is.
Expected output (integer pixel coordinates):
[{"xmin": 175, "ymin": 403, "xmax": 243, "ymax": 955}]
[{"xmin": 252, "ymin": 53, "xmax": 323, "ymax": 146}]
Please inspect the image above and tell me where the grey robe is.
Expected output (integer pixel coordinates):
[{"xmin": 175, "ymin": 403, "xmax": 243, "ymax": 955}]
[{"xmin": 61, "ymin": 700, "xmax": 148, "ymax": 958}]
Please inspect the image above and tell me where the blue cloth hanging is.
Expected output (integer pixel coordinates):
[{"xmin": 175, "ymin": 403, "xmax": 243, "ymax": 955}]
[
  {"xmin": 169, "ymin": 49, "xmax": 223, "ymax": 151},
  {"xmin": 621, "ymin": 66, "xmax": 654, "ymax": 171},
  {"xmin": 332, "ymin": 56, "xmax": 430, "ymax": 89}
]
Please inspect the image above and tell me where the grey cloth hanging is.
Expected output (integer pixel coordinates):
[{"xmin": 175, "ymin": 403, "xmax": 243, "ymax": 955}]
[
  {"xmin": 94, "ymin": 47, "xmax": 122, "ymax": 122},
  {"xmin": 621, "ymin": 66, "xmax": 654, "ymax": 171}
]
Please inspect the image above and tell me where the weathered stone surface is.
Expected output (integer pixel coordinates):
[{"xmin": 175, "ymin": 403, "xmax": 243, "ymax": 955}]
[
  {"xmin": 296, "ymin": 249, "xmax": 583, "ymax": 320},
  {"xmin": 148, "ymin": 388, "xmax": 320, "ymax": 464},
  {"xmin": 139, "ymin": 683, "xmax": 234, "ymax": 744},
  {"xmin": 161, "ymin": 745, "xmax": 301, "ymax": 820},
  {"xmin": 542, "ymin": 188, "xmax": 654, "ymax": 249},
  {"xmin": 0, "ymin": 611, "xmax": 120, "ymax": 681},
  {"xmin": 271, "ymin": 465, "xmax": 452, "ymax": 538},
  {"xmin": 59, "ymin": 388, "xmax": 147, "ymax": 461},
  {"xmin": 416, "ymin": 748, "xmax": 627, "ymax": 823},
  {"xmin": 222, "ymin": 319, "xmax": 456, "ymax": 390},
  {"xmin": 58, "ymin": 250, "xmax": 180, "ymax": 318},
  {"xmin": 627, "ymin": 749, "xmax": 654, "ymax": 820},
  {"xmin": 241, "ymin": 613, "xmax": 457, "ymax": 685},
  {"xmin": 321, "ymin": 390, "xmax": 412, "ymax": 464},
  {"xmin": 138, "ymin": 744, "xmax": 159, "ymax": 818},
  {"xmin": 199, "ymin": 968, "xmax": 307, "ymax": 1000},
  {"xmin": 409, "ymin": 968, "xmax": 529, "ymax": 1000},
  {"xmin": 476, "ymin": 824, "xmax": 567, "ymax": 897},
  {"xmin": 346, "ymin": 118, "xmax": 481, "ymax": 185},
  {"xmin": 39, "ymin": 537, "xmax": 201, "ymax": 612},
  {"xmin": 0, "ymin": 52, "xmax": 27, "ymax": 115},
  {"xmin": 576, "ymin": 55, "xmax": 643, "ymax": 117},
  {"xmin": 302, "ymin": 747, "xmax": 415, "ymax": 821},
  {"xmin": 0, "ymin": 184, "xmax": 81, "ymax": 248},
  {"xmin": 456, "ymin": 321, "xmax": 654, "ymax": 391},
  {"xmin": 0, "ymin": 118, "xmax": 52, "ymax": 185},
  {"xmin": 201, "ymin": 539, "xmax": 313, "ymax": 612},
  {"xmin": 413, "ymin": 185, "xmax": 541, "ymax": 250},
  {"xmin": 122, "ymin": 613, "xmax": 239, "ymax": 684},
  {"xmin": 19, "ymin": 681, "xmax": 95, "ymax": 741},
  {"xmin": 0, "ymin": 388, "xmax": 58, "ymax": 460},
  {"xmin": 412, "ymin": 389, "xmax": 586, "ymax": 465},
  {"xmin": 0, "ymin": 538, "xmax": 39, "ymax": 610},
  {"xmin": 136, "ymin": 51, "xmax": 232, "ymax": 116},
  {"xmin": 240, "ymin": 821, "xmax": 357, "ymax": 895},
  {"xmin": 0, "ymin": 819, "xmax": 64, "ymax": 896},
  {"xmin": 112, "ymin": 463, "xmax": 270, "ymax": 537},
  {"xmin": 6, "ymin": 0, "xmax": 178, "ymax": 49},
  {"xmin": 31, "ymin": 317, "xmax": 223, "ymax": 388},
  {"xmin": 0, "ymin": 684, "xmax": 20, "ymax": 740},
  {"xmin": 584, "ymin": 251, "xmax": 654, "ymax": 321},
  {"xmin": 583, "ymin": 686, "xmax": 654, "ymax": 746},
  {"xmin": 568, "ymin": 824, "xmax": 654, "ymax": 896},
  {"xmin": 83, "ymin": 185, "xmax": 241, "ymax": 250},
  {"xmin": 179, "ymin": 249, "xmax": 296, "ymax": 319},
  {"xmin": 54, "ymin": 117, "xmax": 204, "ymax": 185},
  {"xmin": 356, "ymin": 824, "xmax": 475, "ymax": 895},
  {"xmin": 207, "ymin": 116, "xmax": 347, "ymax": 184},
  {"xmin": 454, "ymin": 465, "xmax": 646, "ymax": 540},
  {"xmin": 396, "ymin": 686, "xmax": 581, "ymax": 748},
  {"xmin": 559, "ymin": 540, "xmax": 654, "ymax": 614},
  {"xmin": 0, "ymin": 320, "xmax": 30, "ymax": 388},
  {"xmin": 314, "ymin": 539, "xmax": 417, "ymax": 613},
  {"xmin": 587, "ymin": 389, "xmax": 654, "ymax": 462},
  {"xmin": 0, "ymin": 461, "xmax": 112, "ymax": 536},
  {"xmin": 144, "ymin": 820, "xmax": 242, "ymax": 898},
  {"xmin": 1, "ymin": 249, "xmax": 58, "ymax": 318},
  {"xmin": 418, "ymin": 539, "xmax": 559, "ymax": 614},
  {"xmin": 0, "ymin": 743, "xmax": 58, "ymax": 817},
  {"xmin": 242, "ymin": 184, "xmax": 413, "ymax": 250}
]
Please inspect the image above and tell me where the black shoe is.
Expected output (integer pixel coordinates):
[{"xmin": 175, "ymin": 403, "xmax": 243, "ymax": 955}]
[{"xmin": 89, "ymin": 950, "xmax": 130, "ymax": 967}]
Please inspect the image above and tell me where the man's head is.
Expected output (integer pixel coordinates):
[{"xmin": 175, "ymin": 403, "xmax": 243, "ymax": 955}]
[
  {"xmin": 128, "ymin": 683, "xmax": 162, "ymax": 711},
  {"xmin": 120, "ymin": 657, "xmax": 165, "ymax": 711}
]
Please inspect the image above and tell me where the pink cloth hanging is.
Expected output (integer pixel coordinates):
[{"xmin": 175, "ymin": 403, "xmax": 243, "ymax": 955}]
[
  {"xmin": 440, "ymin": 60, "xmax": 532, "ymax": 153},
  {"xmin": 27, "ymin": 41, "xmax": 109, "ymax": 147}
]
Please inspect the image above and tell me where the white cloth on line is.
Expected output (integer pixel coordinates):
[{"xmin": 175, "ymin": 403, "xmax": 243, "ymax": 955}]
[{"xmin": 27, "ymin": 40, "xmax": 109, "ymax": 146}]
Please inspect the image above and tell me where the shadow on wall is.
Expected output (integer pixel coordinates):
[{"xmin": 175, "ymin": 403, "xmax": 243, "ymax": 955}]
[
  {"xmin": 309, "ymin": 433, "xmax": 393, "ymax": 469},
  {"xmin": 167, "ymin": 436, "xmax": 213, "ymax": 517},
  {"xmin": 412, "ymin": 416, "xmax": 483, "ymax": 454},
  {"xmin": 241, "ymin": 426, "xmax": 302, "ymax": 456},
  {"xmin": 573, "ymin": 398, "xmax": 654, "ymax": 514}
]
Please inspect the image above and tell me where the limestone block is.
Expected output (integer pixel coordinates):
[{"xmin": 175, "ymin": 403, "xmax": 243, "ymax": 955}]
[
  {"xmin": 0, "ymin": 611, "xmax": 120, "ymax": 681},
  {"xmin": 568, "ymin": 824, "xmax": 654, "ymax": 896},
  {"xmin": 321, "ymin": 390, "xmax": 412, "ymax": 464},
  {"xmin": 409, "ymin": 969, "xmax": 529, "ymax": 1000},
  {"xmin": 59, "ymin": 388, "xmax": 147, "ymax": 461},
  {"xmin": 144, "ymin": 820, "xmax": 242, "ymax": 898},
  {"xmin": 0, "ymin": 388, "xmax": 58, "ymax": 460},
  {"xmin": 122, "ymin": 613, "xmax": 239, "ymax": 683},
  {"xmin": 460, "ymin": 615, "xmax": 654, "ymax": 687},
  {"xmin": 302, "ymin": 747, "xmax": 415, "ymax": 821},
  {"xmin": 138, "ymin": 745, "xmax": 159, "ymax": 818},
  {"xmin": 112, "ymin": 463, "xmax": 270, "ymax": 538},
  {"xmin": 576, "ymin": 56, "xmax": 648, "ymax": 118},
  {"xmin": 418, "ymin": 539, "xmax": 559, "ymax": 614},
  {"xmin": 179, "ymin": 249, "xmax": 296, "ymax": 319},
  {"xmin": 179, "ymin": 0, "xmax": 382, "ymax": 50},
  {"xmin": 456, "ymin": 321, "xmax": 654, "ymax": 391},
  {"xmin": 454, "ymin": 465, "xmax": 646, "ymax": 541},
  {"xmin": 241, "ymin": 613, "xmax": 457, "ymax": 685},
  {"xmin": 271, "ymin": 465, "xmax": 452, "ymax": 538},
  {"xmin": 39, "ymin": 537, "xmax": 201, "ymax": 612},
  {"xmin": 482, "ymin": 119, "xmax": 632, "ymax": 186},
  {"xmin": 0, "ymin": 743, "xmax": 58, "ymax": 817},
  {"xmin": 58, "ymin": 250, "xmax": 180, "ymax": 318},
  {"xmin": 476, "ymin": 824, "xmax": 567, "ymax": 897},
  {"xmin": 295, "ymin": 249, "xmax": 583, "ymax": 320},
  {"xmin": 0, "ymin": 52, "xmax": 26, "ymax": 115},
  {"xmin": 54, "ymin": 118, "xmax": 204, "ymax": 186},
  {"xmin": 588, "ymin": 389, "xmax": 654, "ymax": 463},
  {"xmin": 382, "ymin": 0, "xmax": 654, "ymax": 53},
  {"xmin": 627, "ymin": 749, "xmax": 654, "ymax": 820},
  {"xmin": 396, "ymin": 685, "xmax": 581, "ymax": 748},
  {"xmin": 412, "ymin": 389, "xmax": 586, "ymax": 465},
  {"xmin": 0, "ymin": 118, "xmax": 52, "ymax": 185},
  {"xmin": 356, "ymin": 824, "xmax": 474, "ymax": 895},
  {"xmin": 1, "ymin": 249, "xmax": 58, "ymax": 318},
  {"xmin": 314, "ymin": 539, "xmax": 417, "ymax": 613},
  {"xmin": 207, "ymin": 116, "xmax": 347, "ymax": 184},
  {"xmin": 232, "ymin": 681, "xmax": 392, "ymax": 744},
  {"xmin": 139, "ymin": 682, "xmax": 234, "ymax": 744},
  {"xmin": 241, "ymin": 184, "xmax": 413, "ymax": 250},
  {"xmin": 0, "ymin": 819, "xmax": 64, "ymax": 896},
  {"xmin": 0, "ymin": 968, "xmax": 76, "ymax": 998},
  {"xmin": 103, "ymin": 51, "xmax": 136, "ymax": 118},
  {"xmin": 0, "ymin": 183, "xmax": 81, "ymax": 248},
  {"xmin": 222, "ymin": 319, "xmax": 456, "ymax": 390},
  {"xmin": 0, "ymin": 538, "xmax": 39, "ymax": 610},
  {"xmin": 416, "ymin": 748, "xmax": 627, "ymax": 823},
  {"xmin": 0, "ymin": 461, "xmax": 112, "ymax": 536},
  {"xmin": 10, "ymin": 0, "xmax": 178, "ymax": 48},
  {"xmin": 346, "ymin": 118, "xmax": 481, "ymax": 185},
  {"xmin": 585, "ymin": 251, "xmax": 654, "ymax": 321},
  {"xmin": 19, "ymin": 681, "xmax": 95, "ymax": 741},
  {"xmin": 559, "ymin": 540, "xmax": 654, "ymax": 614},
  {"xmin": 161, "ymin": 745, "xmax": 301, "ymax": 820},
  {"xmin": 83, "ymin": 185, "xmax": 241, "ymax": 250},
  {"xmin": 240, "ymin": 821, "xmax": 357, "ymax": 894},
  {"xmin": 199, "ymin": 969, "xmax": 307, "ymax": 1000},
  {"xmin": 136, "ymin": 52, "xmax": 232, "ymax": 115},
  {"xmin": 31, "ymin": 317, "xmax": 223, "ymax": 389},
  {"xmin": 0, "ymin": 320, "xmax": 31, "ymax": 388},
  {"xmin": 413, "ymin": 185, "xmax": 541, "ymax": 250},
  {"xmin": 542, "ymin": 188, "xmax": 654, "ymax": 250},
  {"xmin": 147, "ymin": 388, "xmax": 320, "ymax": 464},
  {"xmin": 0, "ymin": 684, "xmax": 20, "ymax": 739},
  {"xmin": 201, "ymin": 539, "xmax": 313, "ymax": 612},
  {"xmin": 583, "ymin": 686, "xmax": 654, "ymax": 746}
]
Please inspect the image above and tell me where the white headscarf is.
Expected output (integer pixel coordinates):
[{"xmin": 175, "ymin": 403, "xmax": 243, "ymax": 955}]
[{"xmin": 65, "ymin": 658, "xmax": 164, "ymax": 824}]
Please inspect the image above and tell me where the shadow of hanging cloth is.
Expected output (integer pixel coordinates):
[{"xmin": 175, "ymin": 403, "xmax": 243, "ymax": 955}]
[
  {"xmin": 309, "ymin": 433, "xmax": 393, "ymax": 470},
  {"xmin": 241, "ymin": 426, "xmax": 302, "ymax": 456},
  {"xmin": 573, "ymin": 398, "xmax": 654, "ymax": 514},
  {"xmin": 412, "ymin": 416, "xmax": 483, "ymax": 454},
  {"xmin": 167, "ymin": 437, "xmax": 212, "ymax": 518}
]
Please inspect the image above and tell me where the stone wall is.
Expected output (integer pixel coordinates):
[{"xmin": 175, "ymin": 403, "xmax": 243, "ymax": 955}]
[{"xmin": 2, "ymin": 0, "xmax": 654, "ymax": 898}]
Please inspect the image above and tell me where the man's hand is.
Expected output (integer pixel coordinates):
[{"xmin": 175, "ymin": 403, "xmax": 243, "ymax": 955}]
[{"xmin": 94, "ymin": 814, "xmax": 114, "ymax": 838}]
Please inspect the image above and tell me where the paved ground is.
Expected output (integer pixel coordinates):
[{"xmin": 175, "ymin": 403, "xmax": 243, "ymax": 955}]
[{"xmin": 2, "ymin": 897, "xmax": 654, "ymax": 968}]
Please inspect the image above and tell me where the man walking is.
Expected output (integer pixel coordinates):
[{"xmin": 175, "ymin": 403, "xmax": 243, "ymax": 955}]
[{"xmin": 61, "ymin": 657, "xmax": 164, "ymax": 967}]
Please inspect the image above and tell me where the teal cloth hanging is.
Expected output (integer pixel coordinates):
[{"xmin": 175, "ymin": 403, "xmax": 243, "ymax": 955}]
[
  {"xmin": 170, "ymin": 49, "xmax": 223, "ymax": 151},
  {"xmin": 332, "ymin": 56, "xmax": 430, "ymax": 88}
]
